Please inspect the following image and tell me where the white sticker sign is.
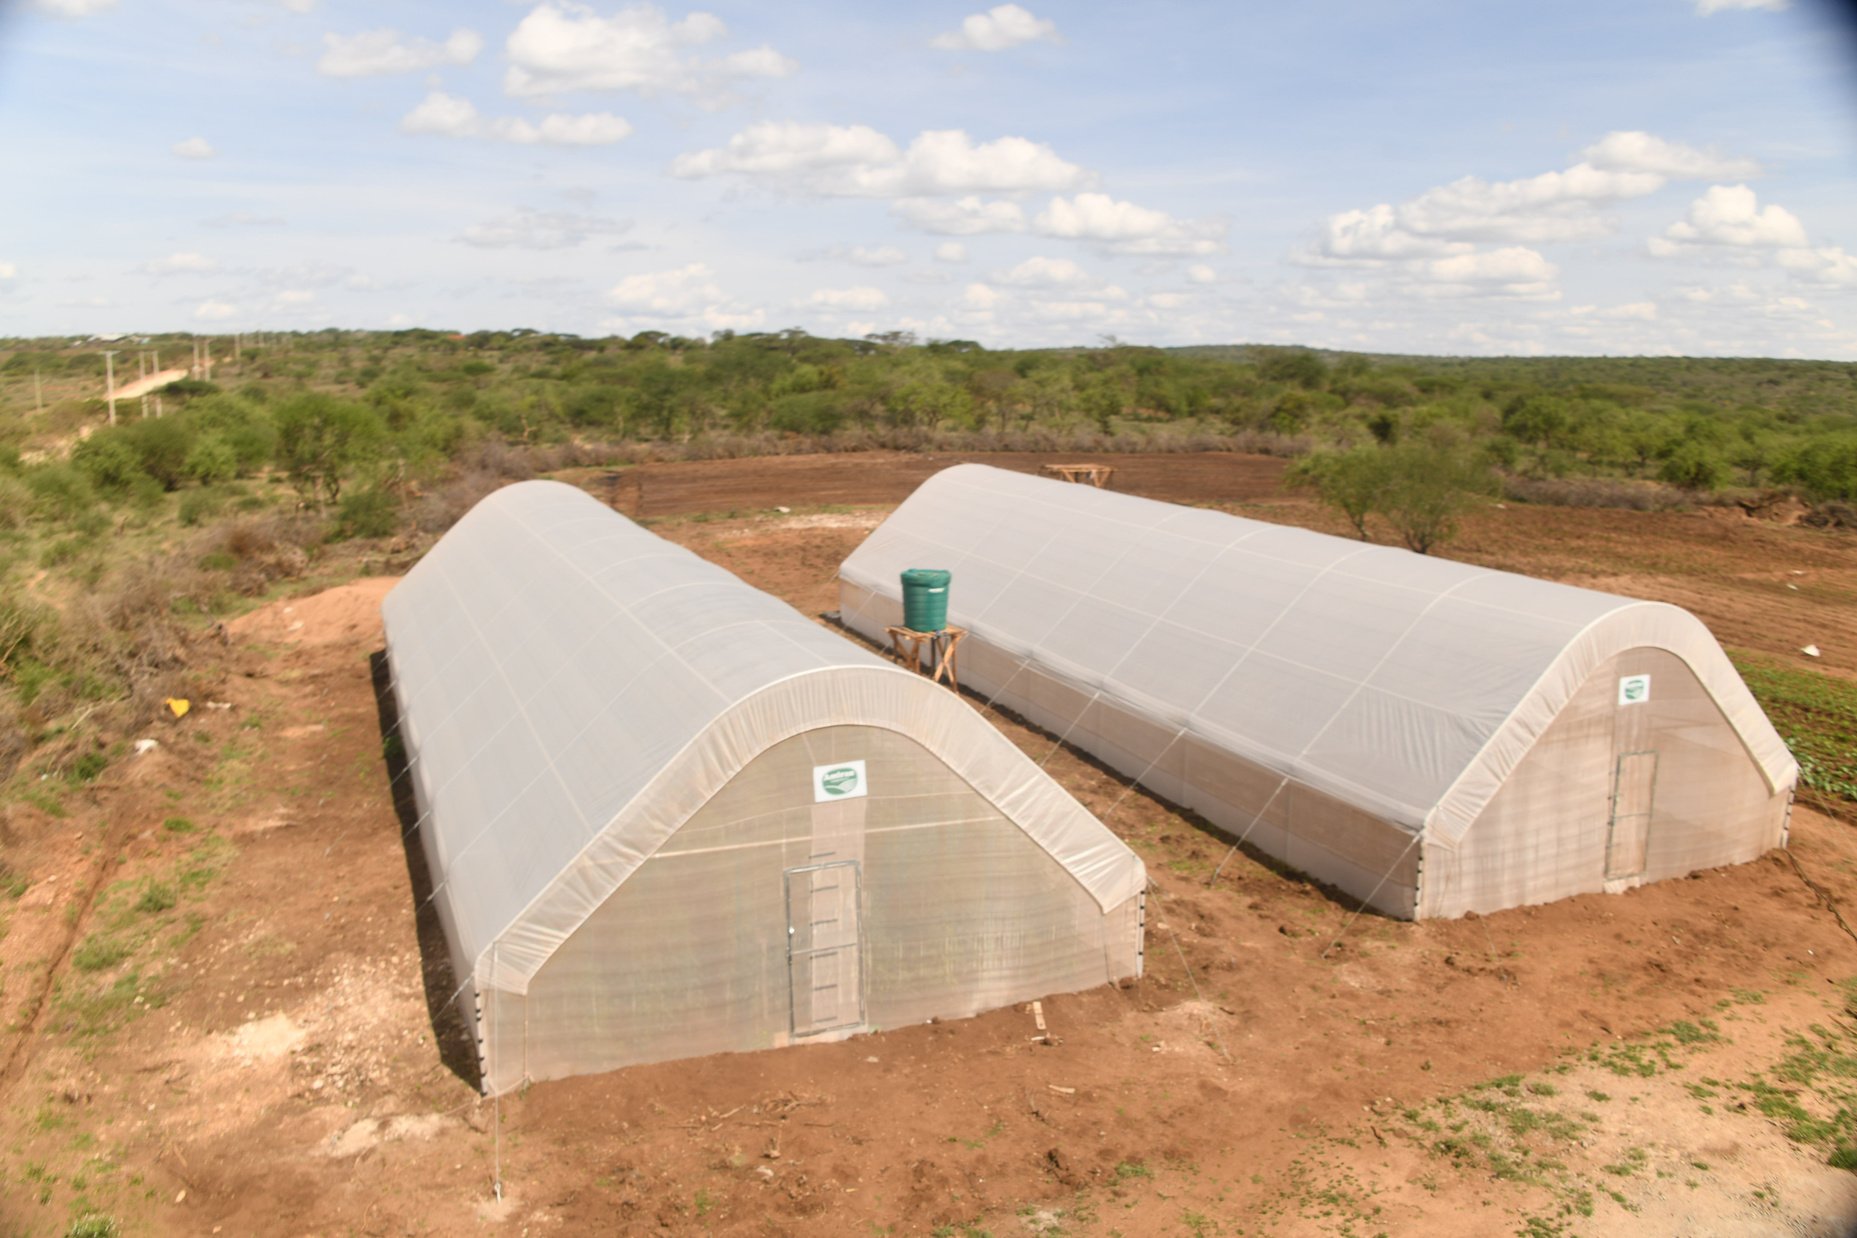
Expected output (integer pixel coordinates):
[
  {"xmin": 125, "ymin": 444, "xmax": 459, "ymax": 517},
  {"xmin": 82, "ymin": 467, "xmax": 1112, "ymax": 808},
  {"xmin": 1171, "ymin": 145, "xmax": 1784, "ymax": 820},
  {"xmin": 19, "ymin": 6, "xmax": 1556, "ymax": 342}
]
[
  {"xmin": 1617, "ymin": 674, "xmax": 1651, "ymax": 707},
  {"xmin": 812, "ymin": 759, "xmax": 868, "ymax": 803}
]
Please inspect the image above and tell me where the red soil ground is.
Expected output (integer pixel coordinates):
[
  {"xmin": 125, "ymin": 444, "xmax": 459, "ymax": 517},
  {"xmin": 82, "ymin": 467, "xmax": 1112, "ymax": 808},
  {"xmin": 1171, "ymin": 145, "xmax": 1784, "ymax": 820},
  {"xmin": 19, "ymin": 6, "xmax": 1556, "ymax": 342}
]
[{"xmin": 2, "ymin": 451, "xmax": 1855, "ymax": 1237}]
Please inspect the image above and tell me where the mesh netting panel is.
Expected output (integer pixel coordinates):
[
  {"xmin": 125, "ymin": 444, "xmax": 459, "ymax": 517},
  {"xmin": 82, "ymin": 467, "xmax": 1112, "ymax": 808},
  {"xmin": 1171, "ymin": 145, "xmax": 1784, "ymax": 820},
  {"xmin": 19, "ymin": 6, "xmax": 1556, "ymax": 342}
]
[{"xmin": 482, "ymin": 726, "xmax": 1141, "ymax": 1092}]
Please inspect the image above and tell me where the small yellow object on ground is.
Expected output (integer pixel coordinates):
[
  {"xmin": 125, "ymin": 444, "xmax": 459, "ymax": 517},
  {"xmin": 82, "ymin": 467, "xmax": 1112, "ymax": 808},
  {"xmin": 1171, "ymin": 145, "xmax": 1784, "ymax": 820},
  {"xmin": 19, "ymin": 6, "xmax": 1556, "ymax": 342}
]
[{"xmin": 166, "ymin": 698, "xmax": 191, "ymax": 719}]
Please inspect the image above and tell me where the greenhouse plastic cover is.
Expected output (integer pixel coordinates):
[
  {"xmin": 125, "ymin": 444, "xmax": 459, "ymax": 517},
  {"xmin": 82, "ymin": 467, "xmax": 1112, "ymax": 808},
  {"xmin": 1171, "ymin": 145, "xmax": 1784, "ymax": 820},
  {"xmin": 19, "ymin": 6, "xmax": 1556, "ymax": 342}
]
[
  {"xmin": 380, "ymin": 480, "xmax": 1143, "ymax": 997},
  {"xmin": 839, "ymin": 465, "xmax": 1796, "ymax": 846}
]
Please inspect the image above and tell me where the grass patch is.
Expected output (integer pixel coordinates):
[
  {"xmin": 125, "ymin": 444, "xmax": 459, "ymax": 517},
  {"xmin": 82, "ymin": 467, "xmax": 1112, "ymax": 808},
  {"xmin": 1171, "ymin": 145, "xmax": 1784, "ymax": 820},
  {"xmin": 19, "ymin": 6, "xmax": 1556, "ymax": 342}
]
[{"xmin": 1733, "ymin": 654, "xmax": 1857, "ymax": 804}]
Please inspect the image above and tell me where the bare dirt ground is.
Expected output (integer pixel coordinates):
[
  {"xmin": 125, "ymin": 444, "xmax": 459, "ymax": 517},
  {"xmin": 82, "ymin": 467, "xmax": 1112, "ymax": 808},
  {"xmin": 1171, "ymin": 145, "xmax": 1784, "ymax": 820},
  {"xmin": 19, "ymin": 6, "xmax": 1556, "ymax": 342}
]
[{"xmin": 2, "ymin": 452, "xmax": 1856, "ymax": 1237}]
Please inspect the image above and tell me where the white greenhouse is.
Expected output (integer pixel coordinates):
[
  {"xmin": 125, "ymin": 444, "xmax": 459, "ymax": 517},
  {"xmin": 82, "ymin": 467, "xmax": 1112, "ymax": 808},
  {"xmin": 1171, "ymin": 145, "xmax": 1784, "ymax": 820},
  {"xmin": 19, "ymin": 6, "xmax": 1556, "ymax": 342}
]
[
  {"xmin": 838, "ymin": 464, "xmax": 1797, "ymax": 920},
  {"xmin": 381, "ymin": 480, "xmax": 1145, "ymax": 1095}
]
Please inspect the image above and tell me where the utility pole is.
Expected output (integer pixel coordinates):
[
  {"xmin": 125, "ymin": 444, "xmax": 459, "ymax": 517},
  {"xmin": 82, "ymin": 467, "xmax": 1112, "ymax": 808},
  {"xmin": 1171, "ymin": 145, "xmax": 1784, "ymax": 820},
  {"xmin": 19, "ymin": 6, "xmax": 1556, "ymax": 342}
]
[{"xmin": 102, "ymin": 350, "xmax": 118, "ymax": 425}]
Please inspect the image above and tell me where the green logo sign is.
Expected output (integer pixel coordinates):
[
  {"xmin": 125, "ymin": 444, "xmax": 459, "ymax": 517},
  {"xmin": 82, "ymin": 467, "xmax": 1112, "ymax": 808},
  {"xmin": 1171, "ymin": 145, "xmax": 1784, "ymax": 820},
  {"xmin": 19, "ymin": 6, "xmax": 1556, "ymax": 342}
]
[
  {"xmin": 1618, "ymin": 674, "xmax": 1651, "ymax": 706},
  {"xmin": 820, "ymin": 766, "xmax": 860, "ymax": 796}
]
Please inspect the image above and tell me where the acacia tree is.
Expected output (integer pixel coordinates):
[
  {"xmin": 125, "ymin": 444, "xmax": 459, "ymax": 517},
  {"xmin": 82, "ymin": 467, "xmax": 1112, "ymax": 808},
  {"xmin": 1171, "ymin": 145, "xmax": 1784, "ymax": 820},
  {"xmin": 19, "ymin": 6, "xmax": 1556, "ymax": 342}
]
[
  {"xmin": 273, "ymin": 393, "xmax": 386, "ymax": 504},
  {"xmin": 1289, "ymin": 446, "xmax": 1392, "ymax": 539},
  {"xmin": 1376, "ymin": 438, "xmax": 1498, "ymax": 554}
]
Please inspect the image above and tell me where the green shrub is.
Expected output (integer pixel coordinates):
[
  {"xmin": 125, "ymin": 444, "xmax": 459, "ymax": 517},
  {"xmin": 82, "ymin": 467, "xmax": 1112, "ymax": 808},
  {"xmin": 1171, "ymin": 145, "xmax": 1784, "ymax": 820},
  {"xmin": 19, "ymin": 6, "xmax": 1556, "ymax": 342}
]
[
  {"xmin": 184, "ymin": 434, "xmax": 239, "ymax": 486},
  {"xmin": 333, "ymin": 484, "xmax": 398, "ymax": 540}
]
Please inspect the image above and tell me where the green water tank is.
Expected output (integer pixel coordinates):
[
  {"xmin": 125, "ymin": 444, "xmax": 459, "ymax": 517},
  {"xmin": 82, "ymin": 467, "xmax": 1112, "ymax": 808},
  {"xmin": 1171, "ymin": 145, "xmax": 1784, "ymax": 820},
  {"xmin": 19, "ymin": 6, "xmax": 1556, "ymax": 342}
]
[{"xmin": 900, "ymin": 568, "xmax": 952, "ymax": 632}]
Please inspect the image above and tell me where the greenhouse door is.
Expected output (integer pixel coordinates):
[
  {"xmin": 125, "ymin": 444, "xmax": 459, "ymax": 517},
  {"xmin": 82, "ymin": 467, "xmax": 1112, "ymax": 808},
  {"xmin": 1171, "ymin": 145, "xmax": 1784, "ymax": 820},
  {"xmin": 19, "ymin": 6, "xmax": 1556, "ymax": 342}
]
[
  {"xmin": 784, "ymin": 861, "xmax": 864, "ymax": 1037},
  {"xmin": 1606, "ymin": 751, "xmax": 1658, "ymax": 880}
]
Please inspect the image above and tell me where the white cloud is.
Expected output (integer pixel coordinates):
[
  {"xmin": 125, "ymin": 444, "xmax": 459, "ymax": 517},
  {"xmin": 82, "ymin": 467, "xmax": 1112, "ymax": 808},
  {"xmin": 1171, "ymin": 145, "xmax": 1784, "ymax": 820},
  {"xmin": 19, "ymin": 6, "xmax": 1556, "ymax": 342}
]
[
  {"xmin": 457, "ymin": 208, "xmax": 633, "ymax": 249},
  {"xmin": 935, "ymin": 242, "xmax": 968, "ymax": 263},
  {"xmin": 997, "ymin": 255, "xmax": 1093, "ymax": 287},
  {"xmin": 891, "ymin": 196, "xmax": 1028, "ymax": 235},
  {"xmin": 931, "ymin": 4, "xmax": 1059, "ymax": 51},
  {"xmin": 804, "ymin": 286, "xmax": 889, "ymax": 311},
  {"xmin": 171, "ymin": 137, "xmax": 216, "ymax": 160},
  {"xmin": 316, "ymin": 28, "xmax": 483, "ymax": 77},
  {"xmin": 278, "ymin": 0, "xmax": 316, "ymax": 12},
  {"xmin": 142, "ymin": 252, "xmax": 219, "ymax": 275},
  {"xmin": 1569, "ymin": 301, "xmax": 1659, "ymax": 321},
  {"xmin": 1655, "ymin": 184, "xmax": 1810, "ymax": 250},
  {"xmin": 1580, "ymin": 130, "xmax": 1762, "ymax": 180},
  {"xmin": 0, "ymin": 262, "xmax": 15, "ymax": 280},
  {"xmin": 32, "ymin": 0, "xmax": 116, "ymax": 16},
  {"xmin": 1418, "ymin": 246, "xmax": 1559, "ymax": 298},
  {"xmin": 839, "ymin": 245, "xmax": 908, "ymax": 267},
  {"xmin": 606, "ymin": 262, "xmax": 763, "ymax": 330},
  {"xmin": 1777, "ymin": 245, "xmax": 1857, "ymax": 287},
  {"xmin": 1186, "ymin": 264, "xmax": 1217, "ymax": 284},
  {"xmin": 1696, "ymin": 0, "xmax": 1787, "ymax": 12},
  {"xmin": 275, "ymin": 289, "xmax": 316, "ymax": 305},
  {"xmin": 503, "ymin": 3, "xmax": 794, "ymax": 105},
  {"xmin": 1034, "ymin": 193, "xmax": 1225, "ymax": 254},
  {"xmin": 962, "ymin": 283, "xmax": 1001, "ymax": 310},
  {"xmin": 401, "ymin": 92, "xmax": 632, "ymax": 145},
  {"xmin": 1302, "ymin": 132, "xmax": 1757, "ymax": 265},
  {"xmin": 194, "ymin": 300, "xmax": 238, "ymax": 321},
  {"xmin": 674, "ymin": 123, "xmax": 1088, "ymax": 197}
]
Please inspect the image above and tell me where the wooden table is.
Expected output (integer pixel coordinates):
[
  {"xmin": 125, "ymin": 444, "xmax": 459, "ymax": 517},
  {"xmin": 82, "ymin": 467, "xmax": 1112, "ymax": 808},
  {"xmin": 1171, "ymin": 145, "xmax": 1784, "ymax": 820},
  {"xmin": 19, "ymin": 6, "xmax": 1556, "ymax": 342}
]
[
  {"xmin": 886, "ymin": 625, "xmax": 967, "ymax": 691},
  {"xmin": 1040, "ymin": 463, "xmax": 1114, "ymax": 487}
]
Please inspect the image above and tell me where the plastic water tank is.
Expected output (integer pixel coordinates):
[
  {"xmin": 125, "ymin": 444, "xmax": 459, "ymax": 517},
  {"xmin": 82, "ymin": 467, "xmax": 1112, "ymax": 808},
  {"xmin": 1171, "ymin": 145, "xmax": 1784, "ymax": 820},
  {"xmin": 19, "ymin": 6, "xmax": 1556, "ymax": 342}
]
[{"xmin": 900, "ymin": 568, "xmax": 951, "ymax": 632}]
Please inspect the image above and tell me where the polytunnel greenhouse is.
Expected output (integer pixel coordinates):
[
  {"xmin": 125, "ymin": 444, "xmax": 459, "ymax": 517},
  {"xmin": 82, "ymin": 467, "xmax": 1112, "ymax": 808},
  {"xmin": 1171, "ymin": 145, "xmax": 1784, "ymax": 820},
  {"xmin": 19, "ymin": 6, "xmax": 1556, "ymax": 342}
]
[
  {"xmin": 838, "ymin": 464, "xmax": 1797, "ymax": 920},
  {"xmin": 381, "ymin": 480, "xmax": 1145, "ymax": 1095}
]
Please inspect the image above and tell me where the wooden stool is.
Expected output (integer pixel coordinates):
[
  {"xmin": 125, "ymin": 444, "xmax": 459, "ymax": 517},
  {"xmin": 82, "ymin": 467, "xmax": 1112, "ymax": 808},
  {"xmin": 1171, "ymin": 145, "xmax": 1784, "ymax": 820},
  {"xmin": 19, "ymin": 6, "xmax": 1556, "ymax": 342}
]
[
  {"xmin": 1040, "ymin": 463, "xmax": 1114, "ymax": 487},
  {"xmin": 886, "ymin": 625, "xmax": 967, "ymax": 691}
]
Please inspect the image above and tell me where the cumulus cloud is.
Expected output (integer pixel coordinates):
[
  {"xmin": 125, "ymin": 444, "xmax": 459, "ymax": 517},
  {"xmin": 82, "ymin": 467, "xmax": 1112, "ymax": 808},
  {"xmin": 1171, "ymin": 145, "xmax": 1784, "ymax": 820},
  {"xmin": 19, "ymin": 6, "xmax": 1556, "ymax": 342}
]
[
  {"xmin": 1034, "ymin": 193, "xmax": 1226, "ymax": 255},
  {"xmin": 1186, "ymin": 264, "xmax": 1217, "ymax": 284},
  {"xmin": 673, "ymin": 123, "xmax": 1088, "ymax": 197},
  {"xmin": 606, "ymin": 262, "xmax": 763, "ymax": 331},
  {"xmin": 1696, "ymin": 0, "xmax": 1787, "ymax": 12},
  {"xmin": 891, "ymin": 196, "xmax": 1028, "ymax": 235},
  {"xmin": 1417, "ymin": 246, "xmax": 1559, "ymax": 299},
  {"xmin": 503, "ymin": 3, "xmax": 794, "ymax": 105},
  {"xmin": 1650, "ymin": 184, "xmax": 1809, "ymax": 252},
  {"xmin": 316, "ymin": 28, "xmax": 483, "ymax": 77},
  {"xmin": 803, "ymin": 286, "xmax": 890, "ymax": 311},
  {"xmin": 171, "ymin": 137, "xmax": 216, "ymax": 160},
  {"xmin": 931, "ymin": 4, "xmax": 1059, "ymax": 51},
  {"xmin": 1777, "ymin": 245, "xmax": 1857, "ymax": 288},
  {"xmin": 1301, "ymin": 131, "xmax": 1757, "ymax": 266},
  {"xmin": 32, "ymin": 0, "xmax": 116, "ymax": 16},
  {"xmin": 1569, "ymin": 301, "xmax": 1659, "ymax": 321},
  {"xmin": 457, "ymin": 208, "xmax": 633, "ymax": 249},
  {"xmin": 142, "ymin": 252, "xmax": 220, "ymax": 275},
  {"xmin": 935, "ymin": 242, "xmax": 968, "ymax": 263},
  {"xmin": 401, "ymin": 92, "xmax": 632, "ymax": 145},
  {"xmin": 996, "ymin": 255, "xmax": 1093, "ymax": 287},
  {"xmin": 194, "ymin": 300, "xmax": 238, "ymax": 321},
  {"xmin": 1581, "ymin": 130, "xmax": 1761, "ymax": 180}
]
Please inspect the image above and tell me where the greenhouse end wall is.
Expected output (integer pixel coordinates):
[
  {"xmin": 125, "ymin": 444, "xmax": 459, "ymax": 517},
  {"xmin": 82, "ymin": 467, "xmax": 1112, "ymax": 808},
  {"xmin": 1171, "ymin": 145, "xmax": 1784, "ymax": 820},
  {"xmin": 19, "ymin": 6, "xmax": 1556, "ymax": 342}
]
[
  {"xmin": 478, "ymin": 725, "xmax": 1143, "ymax": 1094},
  {"xmin": 1419, "ymin": 647, "xmax": 1790, "ymax": 919}
]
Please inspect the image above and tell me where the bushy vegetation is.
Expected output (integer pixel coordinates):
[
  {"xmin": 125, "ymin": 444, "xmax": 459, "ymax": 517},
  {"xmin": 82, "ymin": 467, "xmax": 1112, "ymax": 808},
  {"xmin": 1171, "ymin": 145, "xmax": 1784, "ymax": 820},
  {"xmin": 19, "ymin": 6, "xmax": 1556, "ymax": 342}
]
[{"xmin": 0, "ymin": 327, "xmax": 1852, "ymax": 800}]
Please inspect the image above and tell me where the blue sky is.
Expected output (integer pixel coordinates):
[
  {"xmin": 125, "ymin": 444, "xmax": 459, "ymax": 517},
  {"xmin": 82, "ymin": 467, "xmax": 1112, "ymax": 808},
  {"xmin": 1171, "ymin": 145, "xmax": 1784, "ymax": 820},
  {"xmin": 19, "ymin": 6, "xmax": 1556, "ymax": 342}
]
[{"xmin": 2, "ymin": 0, "xmax": 1855, "ymax": 356}]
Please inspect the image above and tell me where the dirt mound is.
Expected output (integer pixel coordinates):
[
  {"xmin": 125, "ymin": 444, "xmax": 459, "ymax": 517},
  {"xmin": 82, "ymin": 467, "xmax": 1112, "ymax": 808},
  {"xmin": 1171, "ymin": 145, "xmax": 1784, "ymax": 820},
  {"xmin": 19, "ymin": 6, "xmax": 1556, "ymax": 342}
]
[{"xmin": 228, "ymin": 577, "xmax": 396, "ymax": 648}]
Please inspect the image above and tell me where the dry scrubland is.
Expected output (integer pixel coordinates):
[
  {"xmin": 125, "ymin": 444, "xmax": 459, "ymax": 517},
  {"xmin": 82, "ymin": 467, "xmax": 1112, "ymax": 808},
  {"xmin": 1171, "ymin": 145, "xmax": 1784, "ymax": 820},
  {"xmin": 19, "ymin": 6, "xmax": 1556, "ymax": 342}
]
[
  {"xmin": 0, "ymin": 314, "xmax": 1854, "ymax": 1238},
  {"xmin": 0, "ymin": 448, "xmax": 1848, "ymax": 1236}
]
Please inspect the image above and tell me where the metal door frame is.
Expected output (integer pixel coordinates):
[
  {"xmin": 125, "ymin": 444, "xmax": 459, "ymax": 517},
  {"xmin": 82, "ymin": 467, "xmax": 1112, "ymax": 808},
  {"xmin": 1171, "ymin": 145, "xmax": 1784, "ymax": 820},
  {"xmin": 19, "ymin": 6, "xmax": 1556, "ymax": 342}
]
[
  {"xmin": 782, "ymin": 859, "xmax": 866, "ymax": 1038},
  {"xmin": 1605, "ymin": 749, "xmax": 1659, "ymax": 880}
]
